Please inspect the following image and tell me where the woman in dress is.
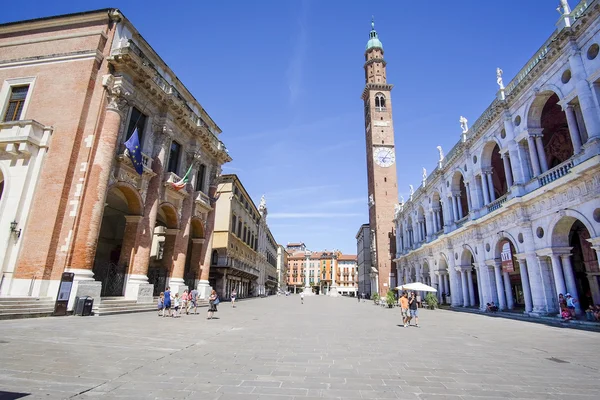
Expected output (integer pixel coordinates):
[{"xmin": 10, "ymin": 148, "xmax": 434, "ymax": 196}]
[{"xmin": 208, "ymin": 290, "xmax": 218, "ymax": 320}]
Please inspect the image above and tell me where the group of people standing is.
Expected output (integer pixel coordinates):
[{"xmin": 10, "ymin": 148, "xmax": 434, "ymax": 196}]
[{"xmin": 157, "ymin": 288, "xmax": 233, "ymax": 320}]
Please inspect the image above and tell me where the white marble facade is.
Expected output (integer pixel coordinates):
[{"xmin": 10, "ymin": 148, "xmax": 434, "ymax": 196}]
[{"xmin": 394, "ymin": 2, "xmax": 600, "ymax": 316}]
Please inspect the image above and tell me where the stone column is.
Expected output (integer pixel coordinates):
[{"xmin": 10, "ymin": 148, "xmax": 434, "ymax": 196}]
[
  {"xmin": 119, "ymin": 216, "xmax": 143, "ymax": 268},
  {"xmin": 162, "ymin": 229, "xmax": 178, "ymax": 279},
  {"xmin": 480, "ymin": 174, "xmax": 490, "ymax": 205},
  {"xmin": 502, "ymin": 271, "xmax": 514, "ymax": 310},
  {"xmin": 564, "ymin": 104, "xmax": 583, "ymax": 154},
  {"xmin": 129, "ymin": 127, "xmax": 171, "ymax": 296},
  {"xmin": 535, "ymin": 135, "xmax": 549, "ymax": 173},
  {"xmin": 459, "ymin": 269, "xmax": 469, "ymax": 307},
  {"xmin": 561, "ymin": 254, "xmax": 582, "ymax": 315},
  {"xmin": 494, "ymin": 263, "xmax": 507, "ymax": 310},
  {"xmin": 465, "ymin": 183, "xmax": 473, "ymax": 212},
  {"xmin": 475, "ymin": 266, "xmax": 484, "ymax": 309},
  {"xmin": 456, "ymin": 195, "xmax": 464, "ymax": 220},
  {"xmin": 501, "ymin": 153, "xmax": 513, "ymax": 188},
  {"xmin": 329, "ymin": 253, "xmax": 339, "ymax": 297},
  {"xmin": 426, "ymin": 212, "xmax": 433, "ymax": 240},
  {"xmin": 448, "ymin": 251, "xmax": 461, "ymax": 306},
  {"xmin": 122, "ymin": 216, "xmax": 152, "ymax": 303},
  {"xmin": 452, "ymin": 196, "xmax": 459, "ymax": 222},
  {"xmin": 550, "ymin": 254, "xmax": 567, "ymax": 297},
  {"xmin": 507, "ymin": 139, "xmax": 525, "ymax": 185},
  {"xmin": 467, "ymin": 268, "xmax": 475, "ymax": 306},
  {"xmin": 486, "ymin": 172, "xmax": 496, "ymax": 202},
  {"xmin": 525, "ymin": 253, "xmax": 547, "ymax": 314},
  {"xmin": 435, "ymin": 210, "xmax": 442, "ymax": 232},
  {"xmin": 198, "ymin": 183, "xmax": 218, "ymax": 299},
  {"xmin": 169, "ymin": 190, "xmax": 195, "ymax": 295},
  {"xmin": 527, "ymin": 135, "xmax": 541, "ymax": 177},
  {"xmin": 569, "ymin": 48, "xmax": 600, "ymax": 140},
  {"xmin": 67, "ymin": 91, "xmax": 127, "ymax": 307},
  {"xmin": 517, "ymin": 256, "xmax": 533, "ymax": 313},
  {"xmin": 444, "ymin": 273, "xmax": 450, "ymax": 299},
  {"xmin": 188, "ymin": 238, "xmax": 205, "ymax": 288}
]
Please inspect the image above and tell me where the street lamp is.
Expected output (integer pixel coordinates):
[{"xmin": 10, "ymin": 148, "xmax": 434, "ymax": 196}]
[{"xmin": 10, "ymin": 221, "xmax": 21, "ymax": 238}]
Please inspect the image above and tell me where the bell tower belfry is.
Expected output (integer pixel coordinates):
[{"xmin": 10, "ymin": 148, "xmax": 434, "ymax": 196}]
[{"xmin": 361, "ymin": 19, "xmax": 398, "ymax": 296}]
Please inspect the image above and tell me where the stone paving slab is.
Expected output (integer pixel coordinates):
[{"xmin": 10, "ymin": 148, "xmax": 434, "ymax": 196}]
[{"xmin": 0, "ymin": 295, "xmax": 599, "ymax": 399}]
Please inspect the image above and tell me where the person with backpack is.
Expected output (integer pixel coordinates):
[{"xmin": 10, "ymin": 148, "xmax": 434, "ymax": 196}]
[
  {"xmin": 189, "ymin": 288, "xmax": 198, "ymax": 315},
  {"xmin": 208, "ymin": 290, "xmax": 219, "ymax": 319}
]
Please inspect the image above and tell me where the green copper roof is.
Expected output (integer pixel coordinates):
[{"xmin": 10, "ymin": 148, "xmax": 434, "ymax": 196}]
[{"xmin": 366, "ymin": 18, "xmax": 383, "ymax": 51}]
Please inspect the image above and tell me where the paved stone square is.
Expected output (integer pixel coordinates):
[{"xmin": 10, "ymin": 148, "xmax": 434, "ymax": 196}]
[{"xmin": 0, "ymin": 296, "xmax": 599, "ymax": 400}]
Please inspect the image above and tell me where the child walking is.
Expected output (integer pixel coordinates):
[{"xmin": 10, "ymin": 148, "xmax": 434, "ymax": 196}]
[
  {"xmin": 157, "ymin": 292, "xmax": 164, "ymax": 317},
  {"xmin": 172, "ymin": 293, "xmax": 180, "ymax": 318}
]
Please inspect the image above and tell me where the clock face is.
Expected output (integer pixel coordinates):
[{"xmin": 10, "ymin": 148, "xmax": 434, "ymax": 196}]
[{"xmin": 374, "ymin": 147, "xmax": 395, "ymax": 167}]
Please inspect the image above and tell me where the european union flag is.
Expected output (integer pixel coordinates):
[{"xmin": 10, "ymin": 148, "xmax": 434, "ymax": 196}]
[{"xmin": 124, "ymin": 128, "xmax": 143, "ymax": 175}]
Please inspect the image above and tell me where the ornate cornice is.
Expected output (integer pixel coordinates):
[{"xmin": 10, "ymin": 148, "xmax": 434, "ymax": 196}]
[{"xmin": 361, "ymin": 83, "xmax": 394, "ymax": 100}]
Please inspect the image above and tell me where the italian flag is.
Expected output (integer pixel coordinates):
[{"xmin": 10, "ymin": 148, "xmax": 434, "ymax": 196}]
[{"xmin": 171, "ymin": 164, "xmax": 193, "ymax": 191}]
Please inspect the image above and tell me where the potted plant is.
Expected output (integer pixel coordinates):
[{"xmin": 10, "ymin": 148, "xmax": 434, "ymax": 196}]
[
  {"xmin": 386, "ymin": 291, "xmax": 396, "ymax": 308},
  {"xmin": 425, "ymin": 293, "xmax": 439, "ymax": 310},
  {"xmin": 372, "ymin": 293, "xmax": 380, "ymax": 305}
]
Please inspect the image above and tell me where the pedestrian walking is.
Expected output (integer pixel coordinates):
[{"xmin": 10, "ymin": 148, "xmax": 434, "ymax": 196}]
[
  {"xmin": 181, "ymin": 289, "xmax": 189, "ymax": 315},
  {"xmin": 173, "ymin": 293, "xmax": 181, "ymax": 318},
  {"xmin": 400, "ymin": 292, "xmax": 409, "ymax": 328},
  {"xmin": 566, "ymin": 293, "xmax": 578, "ymax": 317},
  {"xmin": 207, "ymin": 290, "xmax": 219, "ymax": 319},
  {"xmin": 300, "ymin": 292, "xmax": 304, "ymax": 304},
  {"xmin": 409, "ymin": 292, "xmax": 419, "ymax": 327},
  {"xmin": 231, "ymin": 289, "xmax": 237, "ymax": 308},
  {"xmin": 189, "ymin": 288, "xmax": 198, "ymax": 315},
  {"xmin": 157, "ymin": 292, "xmax": 164, "ymax": 316},
  {"xmin": 163, "ymin": 287, "xmax": 172, "ymax": 317}
]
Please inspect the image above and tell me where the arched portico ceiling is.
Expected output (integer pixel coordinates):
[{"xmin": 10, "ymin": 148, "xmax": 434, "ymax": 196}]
[
  {"xmin": 158, "ymin": 202, "xmax": 179, "ymax": 229},
  {"xmin": 525, "ymin": 88, "xmax": 564, "ymax": 129},
  {"xmin": 550, "ymin": 211, "xmax": 597, "ymax": 247},
  {"xmin": 494, "ymin": 234, "xmax": 520, "ymax": 260},
  {"xmin": 460, "ymin": 246, "xmax": 475, "ymax": 266},
  {"xmin": 109, "ymin": 182, "xmax": 144, "ymax": 215},
  {"xmin": 480, "ymin": 140, "xmax": 502, "ymax": 168},
  {"xmin": 191, "ymin": 217, "xmax": 205, "ymax": 239},
  {"xmin": 451, "ymin": 170, "xmax": 465, "ymax": 190}
]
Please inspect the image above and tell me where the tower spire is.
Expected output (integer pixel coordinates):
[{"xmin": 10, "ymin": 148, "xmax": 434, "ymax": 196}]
[{"xmin": 366, "ymin": 16, "xmax": 383, "ymax": 51}]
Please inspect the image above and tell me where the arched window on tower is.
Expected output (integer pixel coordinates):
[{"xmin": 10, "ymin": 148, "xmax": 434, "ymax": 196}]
[{"xmin": 375, "ymin": 93, "xmax": 386, "ymax": 111}]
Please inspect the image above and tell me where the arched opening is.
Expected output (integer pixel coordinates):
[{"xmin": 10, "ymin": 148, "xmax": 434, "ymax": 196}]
[
  {"xmin": 495, "ymin": 238, "xmax": 525, "ymax": 310},
  {"xmin": 184, "ymin": 218, "xmax": 206, "ymax": 290},
  {"xmin": 93, "ymin": 184, "xmax": 143, "ymax": 297},
  {"xmin": 540, "ymin": 93, "xmax": 572, "ymax": 168},
  {"xmin": 147, "ymin": 203, "xmax": 179, "ymax": 296},
  {"xmin": 438, "ymin": 257, "xmax": 450, "ymax": 304},
  {"xmin": 460, "ymin": 248, "xmax": 479, "ymax": 307},
  {"xmin": 451, "ymin": 171, "xmax": 469, "ymax": 220},
  {"xmin": 375, "ymin": 92, "xmax": 386, "ymax": 110},
  {"xmin": 432, "ymin": 192, "xmax": 444, "ymax": 233},
  {"xmin": 481, "ymin": 141, "xmax": 508, "ymax": 200},
  {"xmin": 406, "ymin": 216, "xmax": 414, "ymax": 248},
  {"xmin": 417, "ymin": 205, "xmax": 426, "ymax": 242},
  {"xmin": 552, "ymin": 216, "xmax": 598, "ymax": 312}
]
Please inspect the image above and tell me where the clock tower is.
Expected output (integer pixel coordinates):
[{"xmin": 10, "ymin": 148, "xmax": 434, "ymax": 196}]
[{"xmin": 361, "ymin": 19, "xmax": 398, "ymax": 296}]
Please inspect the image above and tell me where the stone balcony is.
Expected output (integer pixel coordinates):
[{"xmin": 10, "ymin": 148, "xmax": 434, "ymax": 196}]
[
  {"xmin": 0, "ymin": 120, "xmax": 52, "ymax": 156},
  {"xmin": 194, "ymin": 190, "xmax": 212, "ymax": 213},
  {"xmin": 163, "ymin": 171, "xmax": 189, "ymax": 199}
]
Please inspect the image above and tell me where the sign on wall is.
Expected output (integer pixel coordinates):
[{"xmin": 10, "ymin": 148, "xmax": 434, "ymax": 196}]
[{"xmin": 500, "ymin": 241, "xmax": 514, "ymax": 273}]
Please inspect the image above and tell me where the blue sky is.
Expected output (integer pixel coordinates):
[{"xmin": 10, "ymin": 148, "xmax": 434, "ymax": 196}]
[{"xmin": 3, "ymin": 1, "xmax": 565, "ymax": 254}]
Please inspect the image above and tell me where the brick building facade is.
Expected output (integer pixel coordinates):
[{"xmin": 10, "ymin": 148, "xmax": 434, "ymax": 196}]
[{"xmin": 0, "ymin": 9, "xmax": 230, "ymax": 310}]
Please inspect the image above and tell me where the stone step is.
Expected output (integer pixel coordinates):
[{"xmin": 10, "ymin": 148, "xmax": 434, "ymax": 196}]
[
  {"xmin": 0, "ymin": 310, "xmax": 55, "ymax": 320},
  {"xmin": 0, "ymin": 306, "xmax": 54, "ymax": 313},
  {"xmin": 0, "ymin": 297, "xmax": 53, "ymax": 302},
  {"xmin": 0, "ymin": 303, "xmax": 54, "ymax": 312}
]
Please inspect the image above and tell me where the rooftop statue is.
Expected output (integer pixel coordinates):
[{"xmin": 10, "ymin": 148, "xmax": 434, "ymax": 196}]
[
  {"xmin": 496, "ymin": 67, "xmax": 504, "ymax": 90},
  {"xmin": 459, "ymin": 116, "xmax": 469, "ymax": 134},
  {"xmin": 436, "ymin": 145, "xmax": 444, "ymax": 162}
]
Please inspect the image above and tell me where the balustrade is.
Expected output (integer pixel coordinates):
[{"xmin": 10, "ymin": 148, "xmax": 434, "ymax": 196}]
[
  {"xmin": 538, "ymin": 159, "xmax": 574, "ymax": 187},
  {"xmin": 487, "ymin": 193, "xmax": 508, "ymax": 213}
]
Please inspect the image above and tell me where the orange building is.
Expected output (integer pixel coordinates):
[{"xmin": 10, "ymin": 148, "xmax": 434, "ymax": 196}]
[{"xmin": 285, "ymin": 243, "xmax": 358, "ymax": 296}]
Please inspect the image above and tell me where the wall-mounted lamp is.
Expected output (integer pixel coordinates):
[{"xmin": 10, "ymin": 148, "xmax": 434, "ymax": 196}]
[{"xmin": 10, "ymin": 221, "xmax": 21, "ymax": 238}]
